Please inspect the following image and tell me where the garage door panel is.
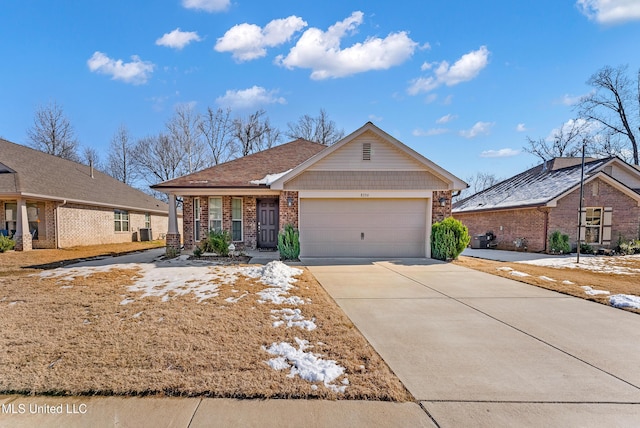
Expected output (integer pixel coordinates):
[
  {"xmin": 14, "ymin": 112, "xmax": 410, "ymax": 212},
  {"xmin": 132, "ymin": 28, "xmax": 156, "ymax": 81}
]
[{"xmin": 299, "ymin": 199, "xmax": 427, "ymax": 257}]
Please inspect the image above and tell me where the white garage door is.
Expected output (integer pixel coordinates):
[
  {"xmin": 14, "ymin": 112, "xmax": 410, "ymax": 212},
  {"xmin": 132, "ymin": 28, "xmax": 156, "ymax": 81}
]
[{"xmin": 299, "ymin": 198, "xmax": 428, "ymax": 257}]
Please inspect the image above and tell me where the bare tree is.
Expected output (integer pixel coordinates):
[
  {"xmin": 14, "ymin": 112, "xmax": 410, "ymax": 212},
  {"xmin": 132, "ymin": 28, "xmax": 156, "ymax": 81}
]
[
  {"xmin": 523, "ymin": 119, "xmax": 590, "ymax": 162},
  {"xmin": 27, "ymin": 100, "xmax": 80, "ymax": 161},
  {"xmin": 131, "ymin": 133, "xmax": 185, "ymax": 185},
  {"xmin": 233, "ymin": 109, "xmax": 276, "ymax": 156},
  {"xmin": 454, "ymin": 172, "xmax": 501, "ymax": 202},
  {"xmin": 577, "ymin": 65, "xmax": 639, "ymax": 165},
  {"xmin": 81, "ymin": 146, "xmax": 102, "ymax": 171},
  {"xmin": 107, "ymin": 124, "xmax": 136, "ymax": 184},
  {"xmin": 199, "ymin": 107, "xmax": 237, "ymax": 164},
  {"xmin": 286, "ymin": 109, "xmax": 345, "ymax": 145},
  {"xmin": 166, "ymin": 104, "xmax": 207, "ymax": 173}
]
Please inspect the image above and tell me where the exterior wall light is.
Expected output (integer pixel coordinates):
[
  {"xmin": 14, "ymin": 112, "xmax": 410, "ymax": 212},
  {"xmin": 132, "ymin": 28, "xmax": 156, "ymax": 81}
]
[
  {"xmin": 439, "ymin": 197, "xmax": 447, "ymax": 207},
  {"xmin": 287, "ymin": 197, "xmax": 293, "ymax": 207}
]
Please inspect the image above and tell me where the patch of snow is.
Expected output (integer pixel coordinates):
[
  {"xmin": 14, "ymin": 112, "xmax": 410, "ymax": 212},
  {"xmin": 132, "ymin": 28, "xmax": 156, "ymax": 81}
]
[
  {"xmin": 120, "ymin": 298, "xmax": 135, "ymax": 305},
  {"xmin": 609, "ymin": 294, "xmax": 640, "ymax": 309},
  {"xmin": 263, "ymin": 337, "xmax": 347, "ymax": 393},
  {"xmin": 510, "ymin": 270, "xmax": 530, "ymax": 277},
  {"xmin": 539, "ymin": 276, "xmax": 556, "ymax": 282},
  {"xmin": 562, "ymin": 280, "xmax": 575, "ymax": 285},
  {"xmin": 271, "ymin": 308, "xmax": 316, "ymax": 331},
  {"xmin": 581, "ymin": 286, "xmax": 610, "ymax": 296},
  {"xmin": 133, "ymin": 311, "xmax": 143, "ymax": 318},
  {"xmin": 60, "ymin": 285, "xmax": 73, "ymax": 289},
  {"xmin": 237, "ymin": 261, "xmax": 304, "ymax": 305},
  {"xmin": 250, "ymin": 169, "xmax": 292, "ymax": 186},
  {"xmin": 225, "ymin": 292, "xmax": 248, "ymax": 303},
  {"xmin": 518, "ymin": 255, "xmax": 640, "ymax": 275},
  {"xmin": 497, "ymin": 267, "xmax": 513, "ymax": 272}
]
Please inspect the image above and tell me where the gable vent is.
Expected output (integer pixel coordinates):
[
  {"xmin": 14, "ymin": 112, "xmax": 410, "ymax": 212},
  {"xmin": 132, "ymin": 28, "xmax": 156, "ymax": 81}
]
[{"xmin": 362, "ymin": 142, "xmax": 372, "ymax": 161}]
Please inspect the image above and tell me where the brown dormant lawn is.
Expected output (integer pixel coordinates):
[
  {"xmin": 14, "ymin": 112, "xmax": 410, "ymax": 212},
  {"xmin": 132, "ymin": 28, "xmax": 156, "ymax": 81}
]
[
  {"xmin": 0, "ymin": 244, "xmax": 411, "ymax": 401},
  {"xmin": 454, "ymin": 254, "xmax": 640, "ymax": 314}
]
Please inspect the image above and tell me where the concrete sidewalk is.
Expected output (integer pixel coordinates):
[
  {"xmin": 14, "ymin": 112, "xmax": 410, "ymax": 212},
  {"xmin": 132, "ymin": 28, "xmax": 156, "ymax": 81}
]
[
  {"xmin": 0, "ymin": 396, "xmax": 431, "ymax": 428},
  {"xmin": 304, "ymin": 257, "xmax": 640, "ymax": 427}
]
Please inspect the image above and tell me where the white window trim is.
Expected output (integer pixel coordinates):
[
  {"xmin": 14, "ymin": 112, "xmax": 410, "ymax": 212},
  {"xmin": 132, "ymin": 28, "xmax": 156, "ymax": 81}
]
[
  {"xmin": 208, "ymin": 197, "xmax": 222, "ymax": 232},
  {"xmin": 232, "ymin": 197, "xmax": 243, "ymax": 242},
  {"xmin": 114, "ymin": 210, "xmax": 129, "ymax": 233},
  {"xmin": 193, "ymin": 198, "xmax": 201, "ymax": 241}
]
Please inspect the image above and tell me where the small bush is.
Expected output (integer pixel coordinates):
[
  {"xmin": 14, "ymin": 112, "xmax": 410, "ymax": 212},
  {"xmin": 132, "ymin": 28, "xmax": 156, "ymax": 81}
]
[
  {"xmin": 202, "ymin": 230, "xmax": 230, "ymax": 256},
  {"xmin": 0, "ymin": 235, "xmax": 15, "ymax": 252},
  {"xmin": 617, "ymin": 239, "xmax": 640, "ymax": 255},
  {"xmin": 579, "ymin": 243, "xmax": 595, "ymax": 255},
  {"xmin": 192, "ymin": 246, "xmax": 203, "ymax": 258},
  {"xmin": 431, "ymin": 217, "xmax": 470, "ymax": 261},
  {"xmin": 278, "ymin": 224, "xmax": 300, "ymax": 260},
  {"xmin": 549, "ymin": 231, "xmax": 570, "ymax": 254}
]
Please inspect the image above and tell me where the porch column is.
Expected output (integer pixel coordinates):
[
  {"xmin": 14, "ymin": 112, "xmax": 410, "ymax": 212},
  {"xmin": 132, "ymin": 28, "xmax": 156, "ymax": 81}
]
[
  {"xmin": 14, "ymin": 198, "xmax": 32, "ymax": 251},
  {"xmin": 165, "ymin": 194, "xmax": 181, "ymax": 256}
]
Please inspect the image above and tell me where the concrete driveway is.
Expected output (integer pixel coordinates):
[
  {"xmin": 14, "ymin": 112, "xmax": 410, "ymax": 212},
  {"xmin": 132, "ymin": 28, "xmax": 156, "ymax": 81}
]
[{"xmin": 304, "ymin": 258, "xmax": 640, "ymax": 427}]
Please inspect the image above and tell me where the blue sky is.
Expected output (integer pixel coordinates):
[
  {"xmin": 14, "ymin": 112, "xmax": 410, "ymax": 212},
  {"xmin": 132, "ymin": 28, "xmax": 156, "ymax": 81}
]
[{"xmin": 2, "ymin": 0, "xmax": 640, "ymax": 181}]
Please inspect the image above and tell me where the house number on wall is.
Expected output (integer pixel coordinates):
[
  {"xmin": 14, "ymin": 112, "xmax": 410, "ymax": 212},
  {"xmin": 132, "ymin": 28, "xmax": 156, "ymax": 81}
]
[{"xmin": 360, "ymin": 193, "xmax": 370, "ymax": 198}]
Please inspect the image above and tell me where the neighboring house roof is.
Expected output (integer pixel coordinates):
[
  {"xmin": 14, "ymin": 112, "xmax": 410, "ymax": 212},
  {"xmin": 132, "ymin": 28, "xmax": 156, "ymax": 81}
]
[
  {"xmin": 152, "ymin": 139, "xmax": 327, "ymax": 190},
  {"xmin": 453, "ymin": 156, "xmax": 640, "ymax": 214},
  {"xmin": 0, "ymin": 138, "xmax": 169, "ymax": 214}
]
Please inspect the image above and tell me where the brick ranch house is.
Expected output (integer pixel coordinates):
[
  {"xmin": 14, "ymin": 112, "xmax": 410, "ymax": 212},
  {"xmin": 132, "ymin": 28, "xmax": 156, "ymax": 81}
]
[
  {"xmin": 153, "ymin": 122, "xmax": 467, "ymax": 258},
  {"xmin": 0, "ymin": 138, "xmax": 180, "ymax": 251},
  {"xmin": 452, "ymin": 157, "xmax": 640, "ymax": 252}
]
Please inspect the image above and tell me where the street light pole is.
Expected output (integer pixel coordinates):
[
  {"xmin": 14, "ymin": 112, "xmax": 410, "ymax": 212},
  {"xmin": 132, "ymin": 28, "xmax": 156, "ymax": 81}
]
[{"xmin": 577, "ymin": 142, "xmax": 586, "ymax": 264}]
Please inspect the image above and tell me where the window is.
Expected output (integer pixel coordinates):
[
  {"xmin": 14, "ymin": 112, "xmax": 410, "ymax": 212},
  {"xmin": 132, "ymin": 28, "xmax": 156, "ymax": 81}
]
[
  {"xmin": 584, "ymin": 208, "xmax": 602, "ymax": 244},
  {"xmin": 4, "ymin": 203, "xmax": 16, "ymax": 236},
  {"xmin": 114, "ymin": 210, "xmax": 129, "ymax": 232},
  {"xmin": 144, "ymin": 213, "xmax": 151, "ymax": 229},
  {"xmin": 208, "ymin": 197, "xmax": 222, "ymax": 232},
  {"xmin": 232, "ymin": 198, "xmax": 242, "ymax": 241},
  {"xmin": 194, "ymin": 198, "xmax": 201, "ymax": 241}
]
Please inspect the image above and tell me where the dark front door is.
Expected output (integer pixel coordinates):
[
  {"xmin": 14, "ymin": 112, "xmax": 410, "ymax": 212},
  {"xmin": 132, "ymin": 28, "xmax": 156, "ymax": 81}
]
[{"xmin": 257, "ymin": 199, "xmax": 279, "ymax": 248}]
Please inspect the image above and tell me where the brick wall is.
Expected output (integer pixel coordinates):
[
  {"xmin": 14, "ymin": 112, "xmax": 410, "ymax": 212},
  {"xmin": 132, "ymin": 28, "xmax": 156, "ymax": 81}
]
[
  {"xmin": 279, "ymin": 191, "xmax": 299, "ymax": 229},
  {"xmin": 432, "ymin": 190, "xmax": 453, "ymax": 224},
  {"xmin": 183, "ymin": 194, "xmax": 275, "ymax": 251},
  {"xmin": 549, "ymin": 178, "xmax": 640, "ymax": 248},
  {"xmin": 454, "ymin": 207, "xmax": 548, "ymax": 252}
]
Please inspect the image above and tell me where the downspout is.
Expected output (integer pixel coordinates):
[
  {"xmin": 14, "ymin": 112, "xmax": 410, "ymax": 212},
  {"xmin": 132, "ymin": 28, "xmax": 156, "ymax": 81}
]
[{"xmin": 55, "ymin": 200, "xmax": 67, "ymax": 249}]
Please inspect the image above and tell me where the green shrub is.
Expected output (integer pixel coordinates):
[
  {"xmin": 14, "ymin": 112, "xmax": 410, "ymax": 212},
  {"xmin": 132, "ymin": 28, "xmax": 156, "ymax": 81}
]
[
  {"xmin": 277, "ymin": 224, "xmax": 300, "ymax": 260},
  {"xmin": 192, "ymin": 246, "xmax": 203, "ymax": 258},
  {"xmin": 617, "ymin": 239, "xmax": 640, "ymax": 255},
  {"xmin": 431, "ymin": 217, "xmax": 470, "ymax": 261},
  {"xmin": 202, "ymin": 230, "xmax": 230, "ymax": 256},
  {"xmin": 579, "ymin": 243, "xmax": 595, "ymax": 255},
  {"xmin": 0, "ymin": 235, "xmax": 15, "ymax": 252},
  {"xmin": 549, "ymin": 231, "xmax": 570, "ymax": 254}
]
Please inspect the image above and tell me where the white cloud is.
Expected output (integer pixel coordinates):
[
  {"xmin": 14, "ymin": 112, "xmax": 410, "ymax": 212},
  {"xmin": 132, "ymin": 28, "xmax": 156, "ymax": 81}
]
[
  {"xmin": 276, "ymin": 11, "xmax": 418, "ymax": 80},
  {"xmin": 576, "ymin": 0, "xmax": 640, "ymax": 24},
  {"xmin": 215, "ymin": 16, "xmax": 307, "ymax": 62},
  {"xmin": 413, "ymin": 128, "xmax": 449, "ymax": 137},
  {"xmin": 516, "ymin": 123, "xmax": 527, "ymax": 132},
  {"xmin": 408, "ymin": 46, "xmax": 490, "ymax": 95},
  {"xmin": 436, "ymin": 114, "xmax": 457, "ymax": 124},
  {"xmin": 480, "ymin": 148, "xmax": 520, "ymax": 158},
  {"xmin": 156, "ymin": 28, "xmax": 202, "ymax": 50},
  {"xmin": 459, "ymin": 121, "xmax": 494, "ymax": 138},
  {"xmin": 215, "ymin": 86, "xmax": 286, "ymax": 109},
  {"xmin": 182, "ymin": 0, "xmax": 229, "ymax": 12},
  {"xmin": 87, "ymin": 51, "xmax": 155, "ymax": 85}
]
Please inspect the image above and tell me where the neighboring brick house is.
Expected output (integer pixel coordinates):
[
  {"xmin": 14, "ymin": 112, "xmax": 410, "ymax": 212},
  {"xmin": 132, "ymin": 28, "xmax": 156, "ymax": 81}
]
[
  {"xmin": 153, "ymin": 122, "xmax": 467, "ymax": 258},
  {"xmin": 452, "ymin": 157, "xmax": 640, "ymax": 252},
  {"xmin": 0, "ymin": 138, "xmax": 179, "ymax": 251}
]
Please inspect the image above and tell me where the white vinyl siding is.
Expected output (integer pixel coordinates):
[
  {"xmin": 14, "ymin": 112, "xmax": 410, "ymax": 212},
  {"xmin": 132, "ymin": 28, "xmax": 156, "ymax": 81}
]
[
  {"xmin": 299, "ymin": 198, "xmax": 427, "ymax": 257},
  {"xmin": 194, "ymin": 198, "xmax": 201, "ymax": 241},
  {"xmin": 208, "ymin": 197, "xmax": 222, "ymax": 232},
  {"xmin": 232, "ymin": 198, "xmax": 242, "ymax": 241}
]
